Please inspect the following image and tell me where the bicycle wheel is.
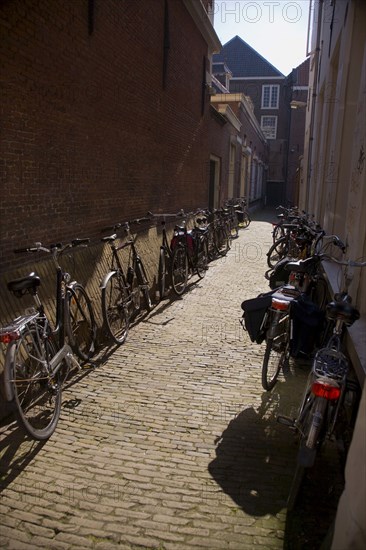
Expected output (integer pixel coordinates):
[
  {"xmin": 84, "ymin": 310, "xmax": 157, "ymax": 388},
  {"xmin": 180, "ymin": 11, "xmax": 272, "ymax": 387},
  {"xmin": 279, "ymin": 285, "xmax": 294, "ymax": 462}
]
[
  {"xmin": 215, "ymin": 225, "xmax": 230, "ymax": 256},
  {"xmin": 306, "ymin": 397, "xmax": 327, "ymax": 450},
  {"xmin": 66, "ymin": 283, "xmax": 96, "ymax": 361},
  {"xmin": 312, "ymin": 276, "xmax": 328, "ymax": 311},
  {"xmin": 262, "ymin": 337, "xmax": 288, "ymax": 391},
  {"xmin": 241, "ymin": 212, "xmax": 251, "ymax": 229},
  {"xmin": 287, "ymin": 395, "xmax": 324, "ymax": 510},
  {"xmin": 287, "ymin": 463, "xmax": 305, "ymax": 511},
  {"xmin": 207, "ymin": 228, "xmax": 217, "ymax": 261},
  {"xmin": 171, "ymin": 246, "xmax": 188, "ymax": 296},
  {"xmin": 267, "ymin": 237, "xmax": 289, "ymax": 268},
  {"xmin": 196, "ymin": 238, "xmax": 208, "ymax": 279},
  {"xmin": 10, "ymin": 325, "xmax": 61, "ymax": 440},
  {"xmin": 158, "ymin": 249, "xmax": 168, "ymax": 300},
  {"xmin": 101, "ymin": 272, "xmax": 129, "ymax": 345},
  {"xmin": 229, "ymin": 221, "xmax": 239, "ymax": 239},
  {"xmin": 272, "ymin": 223, "xmax": 284, "ymax": 242},
  {"xmin": 136, "ymin": 261, "xmax": 153, "ymax": 312}
]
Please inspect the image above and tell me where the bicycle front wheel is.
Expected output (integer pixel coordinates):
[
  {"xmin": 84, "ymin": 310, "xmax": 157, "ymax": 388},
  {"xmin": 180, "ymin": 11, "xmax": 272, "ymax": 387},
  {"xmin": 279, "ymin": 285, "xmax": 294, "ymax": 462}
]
[
  {"xmin": 171, "ymin": 246, "xmax": 188, "ymax": 296},
  {"xmin": 215, "ymin": 225, "xmax": 230, "ymax": 256},
  {"xmin": 267, "ymin": 237, "xmax": 288, "ymax": 268},
  {"xmin": 262, "ymin": 337, "xmax": 288, "ymax": 391},
  {"xmin": 67, "ymin": 283, "xmax": 96, "ymax": 361},
  {"xmin": 101, "ymin": 272, "xmax": 129, "ymax": 345},
  {"xmin": 241, "ymin": 212, "xmax": 251, "ymax": 229},
  {"xmin": 272, "ymin": 223, "xmax": 284, "ymax": 242},
  {"xmin": 10, "ymin": 326, "xmax": 61, "ymax": 440},
  {"xmin": 196, "ymin": 239, "xmax": 208, "ymax": 279}
]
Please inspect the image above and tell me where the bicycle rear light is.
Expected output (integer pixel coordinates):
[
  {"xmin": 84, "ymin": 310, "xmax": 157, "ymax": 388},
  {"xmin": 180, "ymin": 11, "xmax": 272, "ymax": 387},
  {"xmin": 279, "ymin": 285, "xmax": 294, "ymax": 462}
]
[
  {"xmin": 271, "ymin": 297, "xmax": 290, "ymax": 311},
  {"xmin": 311, "ymin": 381, "xmax": 341, "ymax": 400},
  {"xmin": 0, "ymin": 330, "xmax": 20, "ymax": 344}
]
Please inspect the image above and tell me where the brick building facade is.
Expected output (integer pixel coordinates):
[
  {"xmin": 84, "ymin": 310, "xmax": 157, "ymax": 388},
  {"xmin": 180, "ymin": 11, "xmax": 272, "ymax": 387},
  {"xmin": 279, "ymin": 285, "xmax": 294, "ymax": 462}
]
[
  {"xmin": 0, "ymin": 0, "xmax": 220, "ymax": 273},
  {"xmin": 209, "ymin": 94, "xmax": 268, "ymax": 207}
]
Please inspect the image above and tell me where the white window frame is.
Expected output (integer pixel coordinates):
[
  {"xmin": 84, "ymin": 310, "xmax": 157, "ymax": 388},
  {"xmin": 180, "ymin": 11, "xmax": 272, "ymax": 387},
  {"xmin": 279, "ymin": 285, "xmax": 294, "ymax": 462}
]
[
  {"xmin": 261, "ymin": 116, "xmax": 278, "ymax": 139},
  {"xmin": 261, "ymin": 84, "xmax": 279, "ymax": 109}
]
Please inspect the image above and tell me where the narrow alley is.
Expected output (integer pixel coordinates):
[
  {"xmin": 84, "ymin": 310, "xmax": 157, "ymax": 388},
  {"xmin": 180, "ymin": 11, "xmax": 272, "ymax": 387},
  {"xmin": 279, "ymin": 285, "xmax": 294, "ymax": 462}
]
[{"xmin": 0, "ymin": 211, "xmax": 342, "ymax": 549}]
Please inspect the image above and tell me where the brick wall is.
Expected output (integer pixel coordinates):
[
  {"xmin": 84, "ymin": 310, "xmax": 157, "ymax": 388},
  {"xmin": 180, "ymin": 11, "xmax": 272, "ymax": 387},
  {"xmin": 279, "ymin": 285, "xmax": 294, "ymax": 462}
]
[{"xmin": 0, "ymin": 0, "xmax": 212, "ymax": 273}]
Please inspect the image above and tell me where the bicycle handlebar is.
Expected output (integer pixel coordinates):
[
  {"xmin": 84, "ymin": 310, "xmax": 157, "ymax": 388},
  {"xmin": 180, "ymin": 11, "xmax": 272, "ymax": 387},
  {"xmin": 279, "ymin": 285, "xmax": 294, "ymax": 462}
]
[
  {"xmin": 14, "ymin": 239, "xmax": 90, "ymax": 256},
  {"xmin": 321, "ymin": 255, "xmax": 366, "ymax": 268},
  {"xmin": 147, "ymin": 210, "xmax": 185, "ymax": 219}
]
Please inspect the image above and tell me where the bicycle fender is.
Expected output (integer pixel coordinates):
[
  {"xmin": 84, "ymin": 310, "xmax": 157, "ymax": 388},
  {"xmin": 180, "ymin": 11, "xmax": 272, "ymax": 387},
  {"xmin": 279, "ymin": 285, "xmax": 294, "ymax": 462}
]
[
  {"xmin": 67, "ymin": 280, "xmax": 79, "ymax": 291},
  {"xmin": 1, "ymin": 341, "xmax": 16, "ymax": 401},
  {"xmin": 99, "ymin": 270, "xmax": 118, "ymax": 290},
  {"xmin": 297, "ymin": 443, "xmax": 317, "ymax": 468}
]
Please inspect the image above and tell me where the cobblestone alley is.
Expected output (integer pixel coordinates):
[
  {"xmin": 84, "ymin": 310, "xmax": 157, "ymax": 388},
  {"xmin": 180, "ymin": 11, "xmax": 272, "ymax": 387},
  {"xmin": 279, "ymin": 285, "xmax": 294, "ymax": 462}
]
[{"xmin": 0, "ymin": 211, "xmax": 341, "ymax": 549}]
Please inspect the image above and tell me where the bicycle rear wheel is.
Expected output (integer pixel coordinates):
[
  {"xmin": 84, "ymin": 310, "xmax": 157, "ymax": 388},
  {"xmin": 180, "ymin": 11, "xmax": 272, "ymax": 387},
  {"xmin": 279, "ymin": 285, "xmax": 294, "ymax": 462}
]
[
  {"xmin": 10, "ymin": 325, "xmax": 61, "ymax": 440},
  {"xmin": 171, "ymin": 246, "xmax": 188, "ymax": 295},
  {"xmin": 101, "ymin": 272, "xmax": 129, "ymax": 345},
  {"xmin": 136, "ymin": 260, "xmax": 153, "ymax": 312},
  {"xmin": 287, "ymin": 395, "xmax": 323, "ymax": 510},
  {"xmin": 67, "ymin": 283, "xmax": 96, "ymax": 361},
  {"xmin": 158, "ymin": 249, "xmax": 168, "ymax": 300},
  {"xmin": 262, "ymin": 337, "xmax": 288, "ymax": 391}
]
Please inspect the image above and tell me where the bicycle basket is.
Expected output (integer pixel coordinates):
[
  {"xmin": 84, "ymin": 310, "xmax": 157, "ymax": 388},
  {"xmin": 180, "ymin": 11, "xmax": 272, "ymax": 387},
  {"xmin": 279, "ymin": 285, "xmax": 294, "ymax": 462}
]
[{"xmin": 313, "ymin": 347, "xmax": 348, "ymax": 381}]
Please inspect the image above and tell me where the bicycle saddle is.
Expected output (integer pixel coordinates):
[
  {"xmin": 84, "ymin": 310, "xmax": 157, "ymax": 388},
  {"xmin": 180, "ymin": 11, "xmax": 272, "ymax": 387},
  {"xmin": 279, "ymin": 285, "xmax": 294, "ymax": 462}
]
[
  {"xmin": 326, "ymin": 300, "xmax": 360, "ymax": 325},
  {"xmin": 285, "ymin": 256, "xmax": 319, "ymax": 273},
  {"xmin": 7, "ymin": 272, "xmax": 41, "ymax": 296},
  {"xmin": 282, "ymin": 223, "xmax": 299, "ymax": 230},
  {"xmin": 101, "ymin": 234, "xmax": 117, "ymax": 243}
]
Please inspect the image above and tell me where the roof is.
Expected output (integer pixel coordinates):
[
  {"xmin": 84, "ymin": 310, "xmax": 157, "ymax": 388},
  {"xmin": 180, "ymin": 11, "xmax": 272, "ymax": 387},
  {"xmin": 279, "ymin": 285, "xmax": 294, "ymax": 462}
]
[
  {"xmin": 213, "ymin": 35, "xmax": 284, "ymax": 78},
  {"xmin": 288, "ymin": 57, "xmax": 310, "ymax": 84}
]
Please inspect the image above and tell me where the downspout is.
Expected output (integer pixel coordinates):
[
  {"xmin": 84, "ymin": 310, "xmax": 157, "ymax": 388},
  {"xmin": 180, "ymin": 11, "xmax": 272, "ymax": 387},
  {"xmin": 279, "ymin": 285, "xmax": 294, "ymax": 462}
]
[{"xmin": 305, "ymin": 0, "xmax": 324, "ymax": 211}]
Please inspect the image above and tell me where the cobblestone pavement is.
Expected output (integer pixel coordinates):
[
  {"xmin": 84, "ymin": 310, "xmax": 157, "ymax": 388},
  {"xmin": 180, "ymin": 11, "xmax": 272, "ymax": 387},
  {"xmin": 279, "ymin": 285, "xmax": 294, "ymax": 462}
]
[{"xmin": 0, "ymin": 210, "xmax": 341, "ymax": 549}]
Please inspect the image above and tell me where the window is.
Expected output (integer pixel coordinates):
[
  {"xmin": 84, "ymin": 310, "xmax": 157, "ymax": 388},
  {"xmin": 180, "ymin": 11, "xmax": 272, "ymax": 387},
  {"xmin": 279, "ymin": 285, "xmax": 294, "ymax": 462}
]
[
  {"xmin": 261, "ymin": 116, "xmax": 277, "ymax": 139},
  {"xmin": 261, "ymin": 85, "xmax": 279, "ymax": 109}
]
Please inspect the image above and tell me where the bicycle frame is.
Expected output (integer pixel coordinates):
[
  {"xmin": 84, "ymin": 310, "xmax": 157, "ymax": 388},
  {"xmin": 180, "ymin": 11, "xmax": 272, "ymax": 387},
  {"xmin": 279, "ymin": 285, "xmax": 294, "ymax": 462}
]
[
  {"xmin": 101, "ymin": 222, "xmax": 151, "ymax": 316},
  {"xmin": 1, "ymin": 271, "xmax": 79, "ymax": 403}
]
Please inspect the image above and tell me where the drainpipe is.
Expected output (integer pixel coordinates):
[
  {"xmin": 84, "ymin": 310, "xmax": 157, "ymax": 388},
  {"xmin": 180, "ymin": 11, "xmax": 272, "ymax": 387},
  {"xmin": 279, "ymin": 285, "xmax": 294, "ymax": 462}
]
[{"xmin": 305, "ymin": 0, "xmax": 324, "ymax": 212}]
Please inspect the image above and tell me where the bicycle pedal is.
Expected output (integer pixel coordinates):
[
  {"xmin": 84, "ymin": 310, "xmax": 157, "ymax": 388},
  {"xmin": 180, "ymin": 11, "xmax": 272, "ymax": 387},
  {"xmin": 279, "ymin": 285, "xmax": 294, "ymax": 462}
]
[
  {"xmin": 277, "ymin": 415, "xmax": 296, "ymax": 429},
  {"xmin": 81, "ymin": 360, "xmax": 97, "ymax": 370}
]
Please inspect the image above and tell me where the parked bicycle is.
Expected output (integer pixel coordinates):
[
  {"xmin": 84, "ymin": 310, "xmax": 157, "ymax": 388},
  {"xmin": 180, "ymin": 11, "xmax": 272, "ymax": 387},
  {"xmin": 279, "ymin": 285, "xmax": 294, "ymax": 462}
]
[
  {"xmin": 225, "ymin": 197, "xmax": 251, "ymax": 231},
  {"xmin": 0, "ymin": 239, "xmax": 96, "ymax": 439},
  {"xmin": 266, "ymin": 217, "xmax": 323, "ymax": 269},
  {"xmin": 170, "ymin": 213, "xmax": 209, "ymax": 296},
  {"xmin": 195, "ymin": 210, "xmax": 229, "ymax": 261},
  {"xmin": 278, "ymin": 255, "xmax": 365, "ymax": 510},
  {"xmin": 211, "ymin": 208, "xmax": 231, "ymax": 257},
  {"xmin": 147, "ymin": 210, "xmax": 184, "ymax": 301},
  {"xmin": 271, "ymin": 204, "xmax": 300, "ymax": 243},
  {"xmin": 100, "ymin": 219, "xmax": 152, "ymax": 345},
  {"xmin": 242, "ymin": 236, "xmax": 346, "ymax": 391}
]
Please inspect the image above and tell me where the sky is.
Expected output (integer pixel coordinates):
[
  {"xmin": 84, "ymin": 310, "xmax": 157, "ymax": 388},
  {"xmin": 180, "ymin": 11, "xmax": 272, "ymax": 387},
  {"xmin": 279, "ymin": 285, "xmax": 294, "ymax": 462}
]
[{"xmin": 213, "ymin": 0, "xmax": 311, "ymax": 75}]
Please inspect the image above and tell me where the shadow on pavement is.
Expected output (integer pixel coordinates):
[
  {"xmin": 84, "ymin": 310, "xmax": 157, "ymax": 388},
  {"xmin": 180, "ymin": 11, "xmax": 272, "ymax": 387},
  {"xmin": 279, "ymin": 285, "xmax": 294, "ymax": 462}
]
[
  {"xmin": 208, "ymin": 389, "xmax": 293, "ymax": 517},
  {"xmin": 0, "ymin": 421, "xmax": 46, "ymax": 493}
]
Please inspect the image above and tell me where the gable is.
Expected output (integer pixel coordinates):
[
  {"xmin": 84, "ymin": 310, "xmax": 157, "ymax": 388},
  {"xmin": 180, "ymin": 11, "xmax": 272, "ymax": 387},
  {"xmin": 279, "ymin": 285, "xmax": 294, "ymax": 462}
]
[{"xmin": 213, "ymin": 35, "xmax": 284, "ymax": 78}]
